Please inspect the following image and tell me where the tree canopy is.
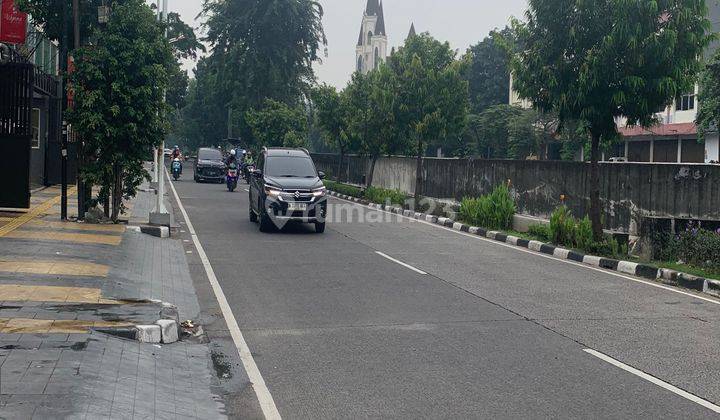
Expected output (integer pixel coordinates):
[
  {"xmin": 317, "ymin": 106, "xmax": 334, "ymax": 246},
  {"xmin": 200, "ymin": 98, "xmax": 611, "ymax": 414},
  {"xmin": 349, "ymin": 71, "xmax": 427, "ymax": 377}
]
[
  {"xmin": 511, "ymin": 0, "xmax": 711, "ymax": 237},
  {"xmin": 176, "ymin": 0, "xmax": 326, "ymax": 149},
  {"xmin": 697, "ymin": 48, "xmax": 720, "ymax": 142},
  {"xmin": 465, "ymin": 27, "xmax": 513, "ymax": 114}
]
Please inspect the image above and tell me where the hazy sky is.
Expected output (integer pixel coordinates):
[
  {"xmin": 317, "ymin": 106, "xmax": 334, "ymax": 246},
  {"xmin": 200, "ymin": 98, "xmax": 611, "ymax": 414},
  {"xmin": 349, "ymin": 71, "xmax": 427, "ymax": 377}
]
[{"xmin": 167, "ymin": 0, "xmax": 528, "ymax": 89}]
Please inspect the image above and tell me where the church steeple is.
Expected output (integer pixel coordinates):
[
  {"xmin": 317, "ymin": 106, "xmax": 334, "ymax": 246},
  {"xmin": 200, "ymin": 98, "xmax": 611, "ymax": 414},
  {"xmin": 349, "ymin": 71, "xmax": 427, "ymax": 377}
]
[
  {"xmin": 365, "ymin": 0, "xmax": 380, "ymax": 16},
  {"xmin": 376, "ymin": 1, "xmax": 386, "ymax": 36},
  {"xmin": 408, "ymin": 23, "xmax": 417, "ymax": 38},
  {"xmin": 356, "ymin": 0, "xmax": 389, "ymax": 74}
]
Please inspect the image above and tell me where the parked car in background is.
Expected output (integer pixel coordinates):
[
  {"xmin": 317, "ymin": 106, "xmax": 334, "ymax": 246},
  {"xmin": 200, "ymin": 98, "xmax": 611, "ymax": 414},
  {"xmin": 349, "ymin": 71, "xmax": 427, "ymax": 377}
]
[{"xmin": 194, "ymin": 147, "xmax": 226, "ymax": 183}]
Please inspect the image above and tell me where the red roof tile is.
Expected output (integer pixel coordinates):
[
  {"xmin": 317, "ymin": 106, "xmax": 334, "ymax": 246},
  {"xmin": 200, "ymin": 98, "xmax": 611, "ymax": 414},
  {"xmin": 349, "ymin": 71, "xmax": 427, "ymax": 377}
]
[{"xmin": 618, "ymin": 122, "xmax": 697, "ymax": 138}]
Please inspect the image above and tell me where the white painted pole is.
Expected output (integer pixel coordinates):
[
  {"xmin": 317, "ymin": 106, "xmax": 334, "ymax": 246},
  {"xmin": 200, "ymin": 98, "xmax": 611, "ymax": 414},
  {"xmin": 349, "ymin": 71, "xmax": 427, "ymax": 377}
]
[{"xmin": 150, "ymin": 0, "xmax": 169, "ymax": 225}]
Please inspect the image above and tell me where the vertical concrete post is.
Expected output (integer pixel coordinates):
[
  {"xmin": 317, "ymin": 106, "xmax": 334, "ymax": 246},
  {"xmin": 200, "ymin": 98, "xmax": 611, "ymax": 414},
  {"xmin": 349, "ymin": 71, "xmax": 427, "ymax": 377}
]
[
  {"xmin": 676, "ymin": 138, "xmax": 682, "ymax": 163},
  {"xmin": 649, "ymin": 139, "xmax": 655, "ymax": 163}
]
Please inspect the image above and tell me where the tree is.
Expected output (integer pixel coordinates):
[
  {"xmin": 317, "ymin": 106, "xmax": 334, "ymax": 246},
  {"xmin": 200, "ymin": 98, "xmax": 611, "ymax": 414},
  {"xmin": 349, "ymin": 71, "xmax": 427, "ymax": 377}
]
[
  {"xmin": 311, "ymin": 84, "xmax": 351, "ymax": 177},
  {"xmin": 68, "ymin": 0, "xmax": 172, "ymax": 222},
  {"xmin": 465, "ymin": 27, "xmax": 513, "ymax": 113},
  {"xmin": 17, "ymin": 0, "xmax": 116, "ymax": 45},
  {"xmin": 471, "ymin": 105, "xmax": 522, "ymax": 158},
  {"xmin": 697, "ymin": 48, "xmax": 720, "ymax": 143},
  {"xmin": 246, "ymin": 99, "xmax": 308, "ymax": 149},
  {"xmin": 389, "ymin": 33, "xmax": 469, "ymax": 199},
  {"xmin": 511, "ymin": 0, "xmax": 710, "ymax": 239}
]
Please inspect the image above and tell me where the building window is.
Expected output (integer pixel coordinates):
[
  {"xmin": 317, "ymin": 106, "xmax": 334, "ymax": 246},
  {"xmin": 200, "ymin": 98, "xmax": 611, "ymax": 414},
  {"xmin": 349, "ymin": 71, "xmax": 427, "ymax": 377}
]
[
  {"xmin": 374, "ymin": 48, "xmax": 379, "ymax": 69},
  {"xmin": 31, "ymin": 108, "xmax": 41, "ymax": 149},
  {"xmin": 357, "ymin": 55, "xmax": 363, "ymax": 72},
  {"xmin": 367, "ymin": 31, "xmax": 373, "ymax": 44},
  {"xmin": 676, "ymin": 94, "xmax": 695, "ymax": 111}
]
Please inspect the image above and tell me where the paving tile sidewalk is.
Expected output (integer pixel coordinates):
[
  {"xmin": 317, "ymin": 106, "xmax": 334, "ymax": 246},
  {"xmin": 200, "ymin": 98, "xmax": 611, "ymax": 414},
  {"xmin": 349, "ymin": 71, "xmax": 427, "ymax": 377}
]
[{"xmin": 0, "ymin": 180, "xmax": 228, "ymax": 419}]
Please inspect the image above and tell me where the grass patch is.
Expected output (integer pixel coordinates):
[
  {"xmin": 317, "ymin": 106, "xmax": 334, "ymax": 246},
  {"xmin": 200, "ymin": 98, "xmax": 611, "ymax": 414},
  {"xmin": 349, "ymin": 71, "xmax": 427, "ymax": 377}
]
[{"xmin": 364, "ymin": 186, "xmax": 408, "ymax": 206}]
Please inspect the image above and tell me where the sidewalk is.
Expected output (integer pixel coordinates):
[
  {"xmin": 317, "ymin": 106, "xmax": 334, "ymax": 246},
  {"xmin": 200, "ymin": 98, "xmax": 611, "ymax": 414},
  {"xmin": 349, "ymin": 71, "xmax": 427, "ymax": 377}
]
[{"xmin": 0, "ymin": 180, "xmax": 228, "ymax": 419}]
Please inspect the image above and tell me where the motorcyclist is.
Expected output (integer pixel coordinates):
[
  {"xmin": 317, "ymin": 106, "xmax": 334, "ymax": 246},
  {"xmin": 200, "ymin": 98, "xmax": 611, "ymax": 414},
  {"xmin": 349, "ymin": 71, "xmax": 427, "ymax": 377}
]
[
  {"xmin": 224, "ymin": 149, "xmax": 239, "ymax": 167},
  {"xmin": 243, "ymin": 151, "xmax": 255, "ymax": 166},
  {"xmin": 171, "ymin": 146, "xmax": 183, "ymax": 174}
]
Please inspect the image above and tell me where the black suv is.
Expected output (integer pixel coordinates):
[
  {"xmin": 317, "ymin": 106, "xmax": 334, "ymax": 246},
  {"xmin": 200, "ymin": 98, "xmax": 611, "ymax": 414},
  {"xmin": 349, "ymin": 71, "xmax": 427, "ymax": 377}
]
[
  {"xmin": 194, "ymin": 147, "xmax": 226, "ymax": 183},
  {"xmin": 249, "ymin": 148, "xmax": 327, "ymax": 233}
]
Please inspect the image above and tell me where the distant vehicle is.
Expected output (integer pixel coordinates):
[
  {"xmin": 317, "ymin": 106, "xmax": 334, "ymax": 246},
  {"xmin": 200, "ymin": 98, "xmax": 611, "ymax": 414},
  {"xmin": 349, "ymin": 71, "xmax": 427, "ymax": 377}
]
[
  {"xmin": 171, "ymin": 158, "xmax": 182, "ymax": 181},
  {"xmin": 249, "ymin": 147, "xmax": 327, "ymax": 233},
  {"xmin": 163, "ymin": 148, "xmax": 173, "ymax": 157},
  {"xmin": 226, "ymin": 163, "xmax": 239, "ymax": 192},
  {"xmin": 607, "ymin": 157, "xmax": 628, "ymax": 163},
  {"xmin": 194, "ymin": 148, "xmax": 226, "ymax": 183}
]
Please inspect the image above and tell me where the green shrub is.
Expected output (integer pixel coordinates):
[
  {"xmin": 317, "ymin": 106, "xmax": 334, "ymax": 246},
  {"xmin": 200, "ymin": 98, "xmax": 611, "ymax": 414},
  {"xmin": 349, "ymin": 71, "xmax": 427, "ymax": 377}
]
[
  {"xmin": 549, "ymin": 206, "xmax": 574, "ymax": 245},
  {"xmin": 548, "ymin": 206, "xmax": 627, "ymax": 257},
  {"xmin": 575, "ymin": 216, "xmax": 594, "ymax": 251},
  {"xmin": 363, "ymin": 186, "xmax": 408, "ymax": 206},
  {"xmin": 528, "ymin": 224, "xmax": 550, "ymax": 242},
  {"xmin": 323, "ymin": 180, "xmax": 362, "ymax": 198},
  {"xmin": 677, "ymin": 224, "xmax": 720, "ymax": 272},
  {"xmin": 459, "ymin": 184, "xmax": 516, "ymax": 230}
]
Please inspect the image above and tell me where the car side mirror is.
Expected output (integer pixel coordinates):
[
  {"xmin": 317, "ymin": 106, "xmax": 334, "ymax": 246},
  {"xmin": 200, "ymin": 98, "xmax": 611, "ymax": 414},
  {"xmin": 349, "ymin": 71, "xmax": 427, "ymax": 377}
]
[
  {"xmin": 318, "ymin": 171, "xmax": 326, "ymax": 180},
  {"xmin": 253, "ymin": 169, "xmax": 263, "ymax": 178}
]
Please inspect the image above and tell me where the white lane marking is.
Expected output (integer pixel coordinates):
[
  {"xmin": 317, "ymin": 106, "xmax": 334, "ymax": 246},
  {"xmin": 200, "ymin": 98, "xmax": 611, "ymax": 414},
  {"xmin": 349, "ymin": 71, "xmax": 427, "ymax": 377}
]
[
  {"xmin": 375, "ymin": 251, "xmax": 427, "ymax": 275},
  {"xmin": 166, "ymin": 168, "xmax": 282, "ymax": 420},
  {"xmin": 244, "ymin": 188, "xmax": 249, "ymax": 192},
  {"xmin": 583, "ymin": 349, "xmax": 720, "ymax": 414},
  {"xmin": 329, "ymin": 196, "xmax": 720, "ymax": 306}
]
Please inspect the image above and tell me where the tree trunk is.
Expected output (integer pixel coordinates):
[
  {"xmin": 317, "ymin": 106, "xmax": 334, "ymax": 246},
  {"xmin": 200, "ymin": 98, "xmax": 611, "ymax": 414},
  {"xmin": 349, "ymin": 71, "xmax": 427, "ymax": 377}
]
[
  {"xmin": 111, "ymin": 163, "xmax": 122, "ymax": 223},
  {"xmin": 337, "ymin": 148, "xmax": 345, "ymax": 182},
  {"xmin": 589, "ymin": 132, "xmax": 603, "ymax": 240},
  {"xmin": 414, "ymin": 138, "xmax": 424, "ymax": 200},
  {"xmin": 103, "ymin": 191, "xmax": 110, "ymax": 218},
  {"xmin": 366, "ymin": 154, "xmax": 378, "ymax": 188}
]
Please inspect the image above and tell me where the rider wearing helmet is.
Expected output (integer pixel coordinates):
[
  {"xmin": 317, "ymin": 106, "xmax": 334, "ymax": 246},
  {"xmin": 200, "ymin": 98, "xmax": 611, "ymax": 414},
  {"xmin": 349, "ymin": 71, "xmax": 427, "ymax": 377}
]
[
  {"xmin": 224, "ymin": 149, "xmax": 239, "ymax": 167},
  {"xmin": 171, "ymin": 145, "xmax": 181, "ymax": 160}
]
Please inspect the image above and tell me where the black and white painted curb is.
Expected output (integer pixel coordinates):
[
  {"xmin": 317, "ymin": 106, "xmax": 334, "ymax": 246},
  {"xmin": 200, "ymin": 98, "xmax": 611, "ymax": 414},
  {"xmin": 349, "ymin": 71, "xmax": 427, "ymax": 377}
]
[
  {"xmin": 327, "ymin": 190, "xmax": 720, "ymax": 299},
  {"xmin": 127, "ymin": 224, "xmax": 170, "ymax": 238}
]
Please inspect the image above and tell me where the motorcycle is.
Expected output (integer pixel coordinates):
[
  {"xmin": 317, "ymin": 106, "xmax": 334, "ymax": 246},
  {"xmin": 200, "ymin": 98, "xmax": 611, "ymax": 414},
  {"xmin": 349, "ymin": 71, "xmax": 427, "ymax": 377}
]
[
  {"xmin": 243, "ymin": 163, "xmax": 256, "ymax": 184},
  {"xmin": 171, "ymin": 158, "xmax": 182, "ymax": 181},
  {"xmin": 226, "ymin": 163, "xmax": 239, "ymax": 192}
]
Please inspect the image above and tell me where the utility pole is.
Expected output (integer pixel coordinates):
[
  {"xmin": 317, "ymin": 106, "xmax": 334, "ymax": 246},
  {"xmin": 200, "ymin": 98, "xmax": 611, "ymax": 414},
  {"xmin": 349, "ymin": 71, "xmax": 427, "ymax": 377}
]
[
  {"xmin": 149, "ymin": 0, "xmax": 170, "ymax": 226},
  {"xmin": 73, "ymin": 0, "xmax": 85, "ymax": 221},
  {"xmin": 59, "ymin": 0, "xmax": 69, "ymax": 220}
]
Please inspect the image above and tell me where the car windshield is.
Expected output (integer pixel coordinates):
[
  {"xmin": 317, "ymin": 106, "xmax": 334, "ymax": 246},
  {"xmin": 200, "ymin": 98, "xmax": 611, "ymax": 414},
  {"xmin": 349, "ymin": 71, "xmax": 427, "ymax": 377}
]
[
  {"xmin": 265, "ymin": 156, "xmax": 317, "ymax": 178},
  {"xmin": 198, "ymin": 149, "xmax": 223, "ymax": 160}
]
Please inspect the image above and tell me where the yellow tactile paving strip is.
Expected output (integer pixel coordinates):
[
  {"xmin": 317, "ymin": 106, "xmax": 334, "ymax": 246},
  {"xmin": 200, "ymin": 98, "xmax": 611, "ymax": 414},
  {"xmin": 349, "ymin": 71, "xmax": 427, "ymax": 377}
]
[
  {"xmin": 0, "ymin": 186, "xmax": 77, "ymax": 238},
  {"xmin": 4, "ymin": 230, "xmax": 123, "ymax": 245},
  {"xmin": 28, "ymin": 220, "xmax": 125, "ymax": 233},
  {"xmin": 0, "ymin": 260, "xmax": 109, "ymax": 277},
  {"xmin": 0, "ymin": 284, "xmax": 120, "ymax": 304},
  {"xmin": 0, "ymin": 318, "xmax": 131, "ymax": 334}
]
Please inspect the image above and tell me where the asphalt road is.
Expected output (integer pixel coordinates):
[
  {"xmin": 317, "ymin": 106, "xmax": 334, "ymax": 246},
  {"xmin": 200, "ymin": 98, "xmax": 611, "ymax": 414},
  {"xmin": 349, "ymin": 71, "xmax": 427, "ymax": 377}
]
[{"xmin": 172, "ymin": 167, "xmax": 720, "ymax": 419}]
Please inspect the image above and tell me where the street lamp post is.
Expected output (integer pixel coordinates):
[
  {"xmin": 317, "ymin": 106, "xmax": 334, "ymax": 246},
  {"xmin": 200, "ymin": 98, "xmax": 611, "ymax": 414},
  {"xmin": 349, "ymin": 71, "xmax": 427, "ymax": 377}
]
[{"xmin": 149, "ymin": 0, "xmax": 170, "ymax": 226}]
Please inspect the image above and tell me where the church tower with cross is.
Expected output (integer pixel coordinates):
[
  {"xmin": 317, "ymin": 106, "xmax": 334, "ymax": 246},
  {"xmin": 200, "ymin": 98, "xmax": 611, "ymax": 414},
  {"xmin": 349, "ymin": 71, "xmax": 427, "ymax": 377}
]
[{"xmin": 355, "ymin": 0, "xmax": 388, "ymax": 74}]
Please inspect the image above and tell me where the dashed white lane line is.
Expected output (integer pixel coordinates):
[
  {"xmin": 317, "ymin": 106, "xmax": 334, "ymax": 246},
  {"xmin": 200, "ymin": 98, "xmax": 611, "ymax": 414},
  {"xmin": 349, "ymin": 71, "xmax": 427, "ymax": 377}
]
[
  {"xmin": 166, "ymin": 168, "xmax": 282, "ymax": 420},
  {"xmin": 583, "ymin": 349, "xmax": 720, "ymax": 414},
  {"xmin": 375, "ymin": 251, "xmax": 427, "ymax": 275},
  {"xmin": 244, "ymin": 188, "xmax": 250, "ymax": 192},
  {"xmin": 329, "ymin": 196, "xmax": 720, "ymax": 306}
]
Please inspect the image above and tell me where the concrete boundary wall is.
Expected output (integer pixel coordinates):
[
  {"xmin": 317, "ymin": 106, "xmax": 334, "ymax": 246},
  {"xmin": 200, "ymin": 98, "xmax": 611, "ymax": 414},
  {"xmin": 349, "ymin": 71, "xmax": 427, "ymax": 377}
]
[{"xmin": 312, "ymin": 153, "xmax": 720, "ymax": 232}]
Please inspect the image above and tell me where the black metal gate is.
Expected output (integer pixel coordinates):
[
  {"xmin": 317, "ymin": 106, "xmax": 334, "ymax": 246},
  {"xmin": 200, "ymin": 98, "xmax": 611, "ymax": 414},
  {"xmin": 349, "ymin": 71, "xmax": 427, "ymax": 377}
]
[{"xmin": 0, "ymin": 61, "xmax": 34, "ymax": 208}]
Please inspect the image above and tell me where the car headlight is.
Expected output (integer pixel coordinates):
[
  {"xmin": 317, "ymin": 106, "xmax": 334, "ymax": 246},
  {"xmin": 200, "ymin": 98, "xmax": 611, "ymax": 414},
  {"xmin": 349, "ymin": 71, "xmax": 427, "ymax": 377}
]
[
  {"xmin": 264, "ymin": 185, "xmax": 282, "ymax": 197},
  {"xmin": 312, "ymin": 187, "xmax": 327, "ymax": 197}
]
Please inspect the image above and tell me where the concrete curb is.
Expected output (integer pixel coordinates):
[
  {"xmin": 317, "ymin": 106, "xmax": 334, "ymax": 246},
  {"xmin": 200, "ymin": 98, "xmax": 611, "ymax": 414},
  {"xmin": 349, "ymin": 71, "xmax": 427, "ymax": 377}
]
[
  {"xmin": 326, "ymin": 189, "xmax": 720, "ymax": 300},
  {"xmin": 127, "ymin": 225, "xmax": 170, "ymax": 238}
]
